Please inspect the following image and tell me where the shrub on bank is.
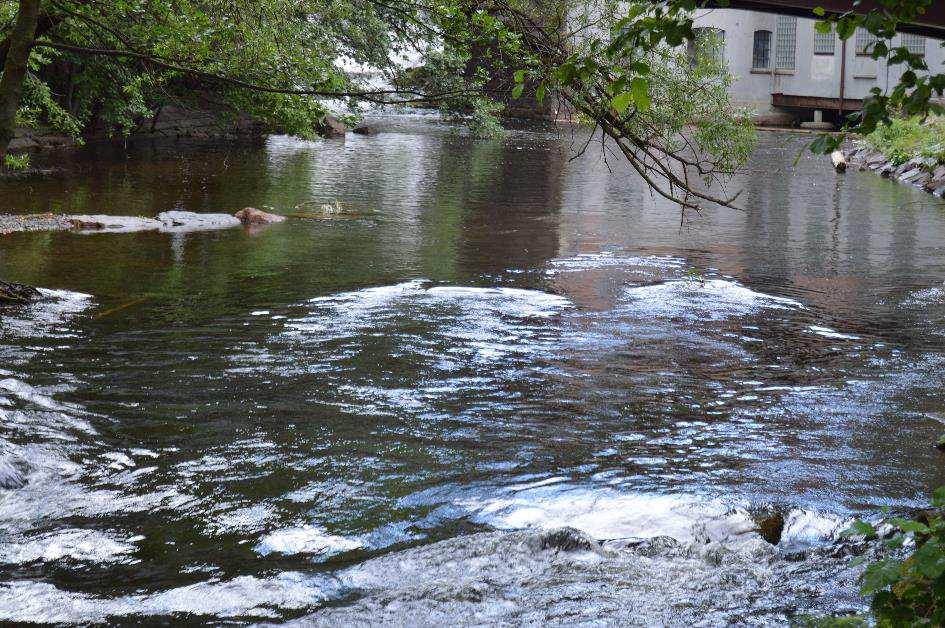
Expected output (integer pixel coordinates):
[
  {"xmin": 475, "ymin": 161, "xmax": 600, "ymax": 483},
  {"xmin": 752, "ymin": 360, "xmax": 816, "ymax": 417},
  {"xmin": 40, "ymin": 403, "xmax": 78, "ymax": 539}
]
[
  {"xmin": 808, "ymin": 486, "xmax": 945, "ymax": 626},
  {"xmin": 866, "ymin": 116, "xmax": 945, "ymax": 167}
]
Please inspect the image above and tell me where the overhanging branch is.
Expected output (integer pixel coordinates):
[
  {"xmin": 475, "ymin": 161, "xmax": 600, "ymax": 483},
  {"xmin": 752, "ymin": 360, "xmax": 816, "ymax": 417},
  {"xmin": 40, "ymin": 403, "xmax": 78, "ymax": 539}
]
[{"xmin": 33, "ymin": 40, "xmax": 482, "ymax": 104}]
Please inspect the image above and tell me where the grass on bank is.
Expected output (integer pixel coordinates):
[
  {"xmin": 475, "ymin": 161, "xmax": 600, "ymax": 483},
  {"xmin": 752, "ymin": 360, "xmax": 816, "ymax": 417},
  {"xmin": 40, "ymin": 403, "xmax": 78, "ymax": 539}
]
[{"xmin": 866, "ymin": 115, "xmax": 945, "ymax": 167}]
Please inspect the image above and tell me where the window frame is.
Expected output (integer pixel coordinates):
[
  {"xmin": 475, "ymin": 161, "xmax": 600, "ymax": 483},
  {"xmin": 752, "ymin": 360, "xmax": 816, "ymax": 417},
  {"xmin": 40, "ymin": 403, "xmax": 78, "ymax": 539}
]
[
  {"xmin": 855, "ymin": 27, "xmax": 879, "ymax": 57},
  {"xmin": 812, "ymin": 24, "xmax": 835, "ymax": 56},
  {"xmin": 775, "ymin": 15, "xmax": 797, "ymax": 72},
  {"xmin": 901, "ymin": 32, "xmax": 926, "ymax": 57},
  {"xmin": 752, "ymin": 29, "xmax": 772, "ymax": 70}
]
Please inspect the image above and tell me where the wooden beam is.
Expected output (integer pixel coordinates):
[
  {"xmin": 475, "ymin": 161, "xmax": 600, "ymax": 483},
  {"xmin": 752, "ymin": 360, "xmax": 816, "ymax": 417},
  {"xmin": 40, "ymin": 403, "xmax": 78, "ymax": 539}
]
[{"xmin": 772, "ymin": 92, "xmax": 863, "ymax": 111}]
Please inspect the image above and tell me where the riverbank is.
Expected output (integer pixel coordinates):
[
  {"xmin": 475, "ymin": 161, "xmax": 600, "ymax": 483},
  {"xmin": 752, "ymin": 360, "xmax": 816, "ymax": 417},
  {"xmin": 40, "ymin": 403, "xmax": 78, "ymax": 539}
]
[
  {"xmin": 8, "ymin": 105, "xmax": 267, "ymax": 155},
  {"xmin": 843, "ymin": 143, "xmax": 945, "ymax": 197},
  {"xmin": 842, "ymin": 116, "xmax": 945, "ymax": 197}
]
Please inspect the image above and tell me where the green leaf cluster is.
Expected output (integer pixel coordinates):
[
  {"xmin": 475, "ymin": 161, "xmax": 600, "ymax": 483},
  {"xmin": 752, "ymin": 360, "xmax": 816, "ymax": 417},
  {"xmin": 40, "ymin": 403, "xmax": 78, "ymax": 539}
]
[{"xmin": 842, "ymin": 487, "xmax": 945, "ymax": 626}]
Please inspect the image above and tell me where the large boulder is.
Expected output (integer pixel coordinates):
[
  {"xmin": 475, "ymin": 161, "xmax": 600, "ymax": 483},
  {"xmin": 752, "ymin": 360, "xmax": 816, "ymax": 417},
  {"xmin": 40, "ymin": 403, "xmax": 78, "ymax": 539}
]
[{"xmin": 235, "ymin": 207, "xmax": 286, "ymax": 225}]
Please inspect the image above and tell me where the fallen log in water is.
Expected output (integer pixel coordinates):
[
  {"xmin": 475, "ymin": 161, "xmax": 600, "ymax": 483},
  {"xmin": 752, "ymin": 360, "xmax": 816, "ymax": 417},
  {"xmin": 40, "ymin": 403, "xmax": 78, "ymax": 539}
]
[{"xmin": 0, "ymin": 279, "xmax": 41, "ymax": 305}]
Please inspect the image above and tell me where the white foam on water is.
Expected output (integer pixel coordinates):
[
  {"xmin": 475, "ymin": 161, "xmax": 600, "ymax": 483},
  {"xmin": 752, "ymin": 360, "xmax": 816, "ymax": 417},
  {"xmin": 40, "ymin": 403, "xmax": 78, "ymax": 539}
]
[
  {"xmin": 779, "ymin": 509, "xmax": 847, "ymax": 551},
  {"xmin": 231, "ymin": 281, "xmax": 572, "ymax": 384},
  {"xmin": 546, "ymin": 253, "xmax": 686, "ymax": 276},
  {"xmin": 0, "ymin": 528, "xmax": 138, "ymax": 564},
  {"xmin": 207, "ymin": 504, "xmax": 278, "ymax": 536},
  {"xmin": 425, "ymin": 286, "xmax": 570, "ymax": 319},
  {"xmin": 0, "ymin": 378, "xmax": 86, "ymax": 415},
  {"xmin": 902, "ymin": 284, "xmax": 945, "ymax": 307},
  {"xmin": 255, "ymin": 525, "xmax": 363, "ymax": 558},
  {"xmin": 458, "ymin": 484, "xmax": 758, "ymax": 545},
  {"xmin": 449, "ymin": 483, "xmax": 848, "ymax": 556},
  {"xmin": 807, "ymin": 325, "xmax": 861, "ymax": 341},
  {"xmin": 283, "ymin": 280, "xmax": 571, "ymax": 344},
  {"xmin": 0, "ymin": 289, "xmax": 93, "ymax": 340},
  {"xmin": 0, "ymin": 572, "xmax": 340, "ymax": 623},
  {"xmin": 619, "ymin": 279, "xmax": 804, "ymax": 322}
]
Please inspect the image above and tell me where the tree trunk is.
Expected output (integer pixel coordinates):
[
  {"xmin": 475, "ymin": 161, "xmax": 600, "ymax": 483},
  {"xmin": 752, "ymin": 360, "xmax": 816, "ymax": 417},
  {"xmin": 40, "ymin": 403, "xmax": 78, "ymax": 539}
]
[{"xmin": 0, "ymin": 0, "xmax": 41, "ymax": 163}]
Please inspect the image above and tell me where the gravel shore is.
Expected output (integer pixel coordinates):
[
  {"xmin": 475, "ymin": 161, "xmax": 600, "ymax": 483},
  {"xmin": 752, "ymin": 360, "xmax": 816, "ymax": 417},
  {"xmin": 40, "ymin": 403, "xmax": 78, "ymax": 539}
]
[{"xmin": 0, "ymin": 213, "xmax": 75, "ymax": 235}]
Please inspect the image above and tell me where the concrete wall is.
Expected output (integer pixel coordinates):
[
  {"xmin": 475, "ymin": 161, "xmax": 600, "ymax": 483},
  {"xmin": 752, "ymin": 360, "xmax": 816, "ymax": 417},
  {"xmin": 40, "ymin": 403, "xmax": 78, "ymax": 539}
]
[{"xmin": 694, "ymin": 8, "xmax": 945, "ymax": 121}]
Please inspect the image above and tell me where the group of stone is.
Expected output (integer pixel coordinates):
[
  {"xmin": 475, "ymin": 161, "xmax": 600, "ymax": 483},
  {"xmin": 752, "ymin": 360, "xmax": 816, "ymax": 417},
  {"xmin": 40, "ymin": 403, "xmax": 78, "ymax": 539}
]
[
  {"xmin": 0, "ymin": 207, "xmax": 286, "ymax": 236},
  {"xmin": 70, "ymin": 206, "xmax": 286, "ymax": 233},
  {"xmin": 843, "ymin": 145, "xmax": 945, "ymax": 197}
]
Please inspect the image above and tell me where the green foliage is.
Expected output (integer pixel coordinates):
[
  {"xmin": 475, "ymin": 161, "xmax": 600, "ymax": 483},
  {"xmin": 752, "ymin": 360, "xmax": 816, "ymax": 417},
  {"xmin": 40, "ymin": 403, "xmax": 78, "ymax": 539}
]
[
  {"xmin": 466, "ymin": 98, "xmax": 506, "ymax": 139},
  {"xmin": 866, "ymin": 116, "xmax": 945, "ymax": 167},
  {"xmin": 230, "ymin": 92, "xmax": 329, "ymax": 140},
  {"xmin": 2, "ymin": 0, "xmax": 408, "ymax": 140},
  {"xmin": 15, "ymin": 76, "xmax": 82, "ymax": 141},
  {"xmin": 2, "ymin": 152, "xmax": 30, "ymax": 171},
  {"xmin": 840, "ymin": 486, "xmax": 945, "ymax": 626}
]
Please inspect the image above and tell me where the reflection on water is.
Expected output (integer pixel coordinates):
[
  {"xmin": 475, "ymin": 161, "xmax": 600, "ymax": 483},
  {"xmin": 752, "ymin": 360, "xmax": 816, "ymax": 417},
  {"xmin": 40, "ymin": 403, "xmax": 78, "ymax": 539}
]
[{"xmin": 1, "ymin": 120, "xmax": 945, "ymax": 622}]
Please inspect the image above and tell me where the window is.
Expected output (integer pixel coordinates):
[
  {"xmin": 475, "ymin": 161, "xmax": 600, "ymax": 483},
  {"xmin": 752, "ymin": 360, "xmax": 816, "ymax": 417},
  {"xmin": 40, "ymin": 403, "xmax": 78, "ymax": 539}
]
[
  {"xmin": 775, "ymin": 16, "xmax": 797, "ymax": 70},
  {"xmin": 813, "ymin": 24, "xmax": 835, "ymax": 55},
  {"xmin": 752, "ymin": 30, "xmax": 772, "ymax": 68},
  {"xmin": 901, "ymin": 32, "xmax": 926, "ymax": 56},
  {"xmin": 856, "ymin": 27, "xmax": 878, "ymax": 56},
  {"xmin": 689, "ymin": 27, "xmax": 725, "ymax": 66}
]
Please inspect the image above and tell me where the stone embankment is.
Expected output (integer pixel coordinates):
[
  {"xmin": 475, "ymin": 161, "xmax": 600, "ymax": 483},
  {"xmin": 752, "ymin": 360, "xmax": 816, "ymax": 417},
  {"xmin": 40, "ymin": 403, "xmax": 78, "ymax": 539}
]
[
  {"xmin": 9, "ymin": 105, "xmax": 266, "ymax": 153},
  {"xmin": 842, "ymin": 144, "xmax": 945, "ymax": 197}
]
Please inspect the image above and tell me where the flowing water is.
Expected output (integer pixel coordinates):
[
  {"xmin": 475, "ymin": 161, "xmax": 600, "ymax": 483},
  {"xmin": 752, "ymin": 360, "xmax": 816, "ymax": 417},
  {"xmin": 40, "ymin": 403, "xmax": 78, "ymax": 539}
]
[{"xmin": 1, "ymin": 119, "xmax": 945, "ymax": 624}]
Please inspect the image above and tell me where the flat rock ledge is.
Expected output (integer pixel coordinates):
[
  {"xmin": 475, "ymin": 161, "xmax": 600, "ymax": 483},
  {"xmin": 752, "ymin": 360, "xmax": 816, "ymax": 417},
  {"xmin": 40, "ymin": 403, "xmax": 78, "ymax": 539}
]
[
  {"xmin": 843, "ymin": 144, "xmax": 945, "ymax": 197},
  {"xmin": 0, "ymin": 211, "xmax": 244, "ymax": 235}
]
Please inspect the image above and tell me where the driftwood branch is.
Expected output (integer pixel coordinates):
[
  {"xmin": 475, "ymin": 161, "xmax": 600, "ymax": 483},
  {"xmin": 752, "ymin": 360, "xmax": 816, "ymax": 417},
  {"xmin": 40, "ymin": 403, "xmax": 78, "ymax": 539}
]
[{"xmin": 0, "ymin": 279, "xmax": 41, "ymax": 305}]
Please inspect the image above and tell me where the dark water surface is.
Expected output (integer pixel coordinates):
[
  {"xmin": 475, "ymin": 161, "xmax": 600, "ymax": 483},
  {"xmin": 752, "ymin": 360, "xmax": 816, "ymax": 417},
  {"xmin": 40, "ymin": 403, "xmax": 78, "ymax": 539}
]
[{"xmin": 2, "ymin": 119, "xmax": 945, "ymax": 623}]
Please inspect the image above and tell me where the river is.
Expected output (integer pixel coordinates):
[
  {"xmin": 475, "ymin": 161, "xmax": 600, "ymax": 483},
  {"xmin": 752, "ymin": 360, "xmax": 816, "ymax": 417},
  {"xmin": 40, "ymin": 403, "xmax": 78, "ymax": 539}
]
[{"xmin": 1, "ymin": 118, "xmax": 944, "ymax": 624}]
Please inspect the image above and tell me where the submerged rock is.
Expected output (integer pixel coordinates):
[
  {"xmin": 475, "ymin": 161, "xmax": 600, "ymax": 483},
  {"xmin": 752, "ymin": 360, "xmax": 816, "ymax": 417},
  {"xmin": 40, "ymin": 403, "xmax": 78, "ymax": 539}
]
[
  {"xmin": 749, "ymin": 508, "xmax": 787, "ymax": 546},
  {"xmin": 235, "ymin": 207, "xmax": 286, "ymax": 225},
  {"xmin": 0, "ymin": 455, "xmax": 28, "ymax": 489},
  {"xmin": 528, "ymin": 526, "xmax": 599, "ymax": 553},
  {"xmin": 0, "ymin": 280, "xmax": 42, "ymax": 305}
]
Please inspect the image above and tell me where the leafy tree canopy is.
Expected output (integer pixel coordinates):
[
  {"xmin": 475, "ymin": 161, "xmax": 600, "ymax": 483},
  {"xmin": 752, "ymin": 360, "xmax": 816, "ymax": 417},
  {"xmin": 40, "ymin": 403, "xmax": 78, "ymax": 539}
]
[{"xmin": 0, "ymin": 0, "xmax": 943, "ymax": 208}]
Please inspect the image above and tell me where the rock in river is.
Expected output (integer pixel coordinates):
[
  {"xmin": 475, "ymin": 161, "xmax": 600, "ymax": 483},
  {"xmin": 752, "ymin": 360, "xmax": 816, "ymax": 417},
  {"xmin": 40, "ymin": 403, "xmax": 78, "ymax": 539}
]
[
  {"xmin": 70, "ymin": 215, "xmax": 163, "ymax": 234},
  {"xmin": 156, "ymin": 211, "xmax": 242, "ymax": 233},
  {"xmin": 235, "ymin": 207, "xmax": 286, "ymax": 225},
  {"xmin": 352, "ymin": 124, "xmax": 378, "ymax": 136},
  {"xmin": 69, "ymin": 212, "xmax": 242, "ymax": 234}
]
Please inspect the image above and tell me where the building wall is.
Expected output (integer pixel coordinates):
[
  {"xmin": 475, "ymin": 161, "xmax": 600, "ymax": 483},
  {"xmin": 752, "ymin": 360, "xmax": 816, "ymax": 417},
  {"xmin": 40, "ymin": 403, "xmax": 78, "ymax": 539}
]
[{"xmin": 693, "ymin": 8, "xmax": 945, "ymax": 117}]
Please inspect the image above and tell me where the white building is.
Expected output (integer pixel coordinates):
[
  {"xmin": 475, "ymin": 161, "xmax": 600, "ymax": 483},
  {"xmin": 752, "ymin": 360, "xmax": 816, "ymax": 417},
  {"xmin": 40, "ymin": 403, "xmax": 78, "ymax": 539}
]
[{"xmin": 693, "ymin": 8, "xmax": 945, "ymax": 125}]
